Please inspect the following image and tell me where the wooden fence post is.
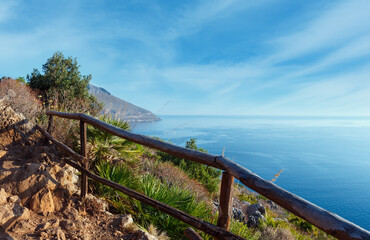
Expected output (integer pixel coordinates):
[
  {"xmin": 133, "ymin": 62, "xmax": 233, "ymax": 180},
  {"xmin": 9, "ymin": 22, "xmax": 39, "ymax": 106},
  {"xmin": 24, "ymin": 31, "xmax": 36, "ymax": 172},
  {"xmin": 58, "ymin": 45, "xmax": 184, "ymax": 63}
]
[
  {"xmin": 80, "ymin": 120, "xmax": 88, "ymax": 198},
  {"xmin": 46, "ymin": 115, "xmax": 54, "ymax": 134},
  {"xmin": 184, "ymin": 228, "xmax": 204, "ymax": 240},
  {"xmin": 217, "ymin": 171, "xmax": 234, "ymax": 231}
]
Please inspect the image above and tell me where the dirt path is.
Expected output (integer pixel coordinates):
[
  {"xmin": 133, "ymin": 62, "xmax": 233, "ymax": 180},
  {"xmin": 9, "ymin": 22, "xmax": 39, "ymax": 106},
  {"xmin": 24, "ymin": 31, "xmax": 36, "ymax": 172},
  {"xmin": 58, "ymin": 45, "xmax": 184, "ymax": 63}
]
[{"xmin": 0, "ymin": 106, "xmax": 159, "ymax": 239}]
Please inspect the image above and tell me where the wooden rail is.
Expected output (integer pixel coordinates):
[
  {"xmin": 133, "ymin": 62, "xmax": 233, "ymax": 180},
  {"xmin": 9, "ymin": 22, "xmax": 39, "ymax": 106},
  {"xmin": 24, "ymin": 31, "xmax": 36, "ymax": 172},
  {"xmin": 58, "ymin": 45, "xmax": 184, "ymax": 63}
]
[
  {"xmin": 36, "ymin": 125, "xmax": 244, "ymax": 240},
  {"xmin": 42, "ymin": 111, "xmax": 370, "ymax": 240}
]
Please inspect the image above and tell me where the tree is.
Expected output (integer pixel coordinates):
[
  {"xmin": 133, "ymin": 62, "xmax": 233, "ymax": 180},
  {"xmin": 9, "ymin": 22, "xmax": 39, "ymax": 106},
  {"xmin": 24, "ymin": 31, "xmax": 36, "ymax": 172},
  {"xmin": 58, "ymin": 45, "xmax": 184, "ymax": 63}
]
[
  {"xmin": 27, "ymin": 52, "xmax": 91, "ymax": 99},
  {"xmin": 27, "ymin": 52, "xmax": 102, "ymax": 116}
]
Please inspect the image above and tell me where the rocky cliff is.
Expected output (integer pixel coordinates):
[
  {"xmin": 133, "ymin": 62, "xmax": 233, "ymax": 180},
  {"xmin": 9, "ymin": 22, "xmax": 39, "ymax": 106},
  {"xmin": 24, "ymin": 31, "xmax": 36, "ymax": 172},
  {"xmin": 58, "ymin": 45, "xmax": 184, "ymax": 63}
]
[{"xmin": 88, "ymin": 84, "xmax": 160, "ymax": 122}]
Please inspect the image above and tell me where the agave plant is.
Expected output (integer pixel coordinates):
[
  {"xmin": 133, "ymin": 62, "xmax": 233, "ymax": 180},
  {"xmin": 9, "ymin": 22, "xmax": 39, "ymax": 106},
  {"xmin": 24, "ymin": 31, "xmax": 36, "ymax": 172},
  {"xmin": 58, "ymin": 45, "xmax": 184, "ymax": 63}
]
[{"xmin": 87, "ymin": 115, "xmax": 142, "ymax": 167}]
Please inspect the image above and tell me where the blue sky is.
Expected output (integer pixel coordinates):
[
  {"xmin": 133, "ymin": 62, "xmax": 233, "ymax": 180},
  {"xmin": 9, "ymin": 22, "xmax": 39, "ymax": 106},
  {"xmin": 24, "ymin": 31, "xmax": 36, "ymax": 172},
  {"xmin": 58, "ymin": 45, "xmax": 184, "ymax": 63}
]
[{"xmin": 1, "ymin": 0, "xmax": 370, "ymax": 116}]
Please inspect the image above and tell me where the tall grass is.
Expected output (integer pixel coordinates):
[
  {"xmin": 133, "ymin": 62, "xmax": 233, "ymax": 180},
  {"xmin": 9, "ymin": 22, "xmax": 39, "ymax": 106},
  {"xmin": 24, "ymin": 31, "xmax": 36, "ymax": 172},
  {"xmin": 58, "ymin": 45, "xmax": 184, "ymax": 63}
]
[
  {"xmin": 158, "ymin": 138, "xmax": 221, "ymax": 193},
  {"xmin": 95, "ymin": 159, "xmax": 213, "ymax": 239},
  {"xmin": 142, "ymin": 158, "xmax": 211, "ymax": 202}
]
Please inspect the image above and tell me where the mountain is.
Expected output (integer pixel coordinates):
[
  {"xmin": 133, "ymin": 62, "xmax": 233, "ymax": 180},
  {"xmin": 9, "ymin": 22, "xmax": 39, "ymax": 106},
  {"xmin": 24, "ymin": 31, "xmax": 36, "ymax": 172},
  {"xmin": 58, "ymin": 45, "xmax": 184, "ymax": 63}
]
[{"xmin": 88, "ymin": 84, "xmax": 160, "ymax": 122}]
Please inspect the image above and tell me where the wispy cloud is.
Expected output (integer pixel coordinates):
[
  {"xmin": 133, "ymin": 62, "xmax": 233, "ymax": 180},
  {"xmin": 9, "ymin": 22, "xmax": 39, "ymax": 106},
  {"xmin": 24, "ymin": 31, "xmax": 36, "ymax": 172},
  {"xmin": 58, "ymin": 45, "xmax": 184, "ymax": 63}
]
[
  {"xmin": 266, "ymin": 0, "xmax": 370, "ymax": 64},
  {"xmin": 257, "ymin": 65, "xmax": 370, "ymax": 115},
  {"xmin": 165, "ymin": 0, "xmax": 265, "ymax": 40},
  {"xmin": 1, "ymin": 0, "xmax": 369, "ymax": 115}
]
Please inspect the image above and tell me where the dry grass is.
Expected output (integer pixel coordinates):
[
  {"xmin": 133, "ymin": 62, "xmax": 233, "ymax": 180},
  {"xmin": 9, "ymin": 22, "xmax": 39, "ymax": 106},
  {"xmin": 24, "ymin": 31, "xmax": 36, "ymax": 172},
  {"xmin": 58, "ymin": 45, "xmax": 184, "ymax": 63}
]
[
  {"xmin": 258, "ymin": 226, "xmax": 295, "ymax": 240},
  {"xmin": 142, "ymin": 157, "xmax": 212, "ymax": 202},
  {"xmin": 147, "ymin": 224, "xmax": 169, "ymax": 240},
  {"xmin": 0, "ymin": 78, "xmax": 42, "ymax": 120}
]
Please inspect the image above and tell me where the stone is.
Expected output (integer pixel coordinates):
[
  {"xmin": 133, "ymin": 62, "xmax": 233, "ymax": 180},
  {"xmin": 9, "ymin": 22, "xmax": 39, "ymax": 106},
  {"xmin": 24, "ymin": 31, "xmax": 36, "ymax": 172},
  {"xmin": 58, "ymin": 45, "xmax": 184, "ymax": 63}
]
[
  {"xmin": 246, "ymin": 203, "xmax": 266, "ymax": 228},
  {"xmin": 0, "ymin": 188, "xmax": 8, "ymax": 205},
  {"xmin": 267, "ymin": 200, "xmax": 278, "ymax": 210},
  {"xmin": 241, "ymin": 201, "xmax": 251, "ymax": 207},
  {"xmin": 8, "ymin": 195, "xmax": 20, "ymax": 204},
  {"xmin": 29, "ymin": 188, "xmax": 55, "ymax": 214},
  {"xmin": 36, "ymin": 222, "xmax": 51, "ymax": 231},
  {"xmin": 0, "ymin": 200, "xmax": 30, "ymax": 229},
  {"xmin": 232, "ymin": 207, "xmax": 245, "ymax": 222},
  {"xmin": 57, "ymin": 228, "xmax": 66, "ymax": 240},
  {"xmin": 247, "ymin": 203, "xmax": 265, "ymax": 216},
  {"xmin": 119, "ymin": 214, "xmax": 134, "ymax": 229},
  {"xmin": 246, "ymin": 212, "xmax": 266, "ymax": 228},
  {"xmin": 55, "ymin": 165, "xmax": 79, "ymax": 195},
  {"xmin": 40, "ymin": 232, "xmax": 48, "ymax": 239},
  {"xmin": 60, "ymin": 219, "xmax": 76, "ymax": 230},
  {"xmin": 134, "ymin": 229, "xmax": 158, "ymax": 240},
  {"xmin": 8, "ymin": 219, "xmax": 37, "ymax": 234}
]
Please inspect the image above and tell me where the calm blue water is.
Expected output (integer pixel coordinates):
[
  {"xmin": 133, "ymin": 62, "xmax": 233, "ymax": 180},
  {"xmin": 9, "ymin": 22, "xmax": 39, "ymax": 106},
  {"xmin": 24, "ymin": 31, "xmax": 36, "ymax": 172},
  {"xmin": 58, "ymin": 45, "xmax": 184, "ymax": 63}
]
[{"xmin": 131, "ymin": 115, "xmax": 370, "ymax": 230}]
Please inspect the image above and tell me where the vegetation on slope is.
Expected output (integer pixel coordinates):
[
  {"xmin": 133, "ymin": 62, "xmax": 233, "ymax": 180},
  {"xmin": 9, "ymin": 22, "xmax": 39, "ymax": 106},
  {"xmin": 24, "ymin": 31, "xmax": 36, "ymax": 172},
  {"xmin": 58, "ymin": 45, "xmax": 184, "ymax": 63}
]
[
  {"xmin": 158, "ymin": 138, "xmax": 221, "ymax": 194},
  {"xmin": 2, "ymin": 52, "xmax": 337, "ymax": 239}
]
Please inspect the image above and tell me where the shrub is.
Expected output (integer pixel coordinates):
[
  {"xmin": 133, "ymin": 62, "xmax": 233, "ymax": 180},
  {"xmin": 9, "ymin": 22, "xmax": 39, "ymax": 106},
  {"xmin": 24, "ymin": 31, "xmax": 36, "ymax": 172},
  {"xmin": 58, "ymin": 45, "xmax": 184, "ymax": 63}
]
[
  {"xmin": 0, "ymin": 78, "xmax": 41, "ymax": 120},
  {"xmin": 134, "ymin": 174, "xmax": 212, "ymax": 239},
  {"xmin": 289, "ymin": 216, "xmax": 313, "ymax": 232},
  {"xmin": 27, "ymin": 52, "xmax": 103, "ymax": 144},
  {"xmin": 82, "ymin": 114, "xmax": 145, "ymax": 173},
  {"xmin": 38, "ymin": 89, "xmax": 102, "ymax": 144},
  {"xmin": 157, "ymin": 138, "xmax": 221, "ymax": 193},
  {"xmin": 95, "ymin": 160, "xmax": 140, "ymax": 198},
  {"xmin": 27, "ymin": 52, "xmax": 91, "ymax": 99}
]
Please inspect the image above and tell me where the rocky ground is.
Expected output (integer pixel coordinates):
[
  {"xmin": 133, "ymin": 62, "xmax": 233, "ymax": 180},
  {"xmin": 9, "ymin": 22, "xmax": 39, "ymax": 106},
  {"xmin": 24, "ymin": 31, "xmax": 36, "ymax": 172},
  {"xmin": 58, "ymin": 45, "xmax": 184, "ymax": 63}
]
[{"xmin": 0, "ymin": 91, "xmax": 161, "ymax": 240}]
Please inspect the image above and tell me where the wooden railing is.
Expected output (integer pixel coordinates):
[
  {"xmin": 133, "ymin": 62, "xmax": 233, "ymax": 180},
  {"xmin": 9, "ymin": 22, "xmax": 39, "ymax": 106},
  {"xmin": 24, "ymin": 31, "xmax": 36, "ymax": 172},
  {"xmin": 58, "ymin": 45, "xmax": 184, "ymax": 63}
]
[{"xmin": 37, "ymin": 111, "xmax": 370, "ymax": 240}]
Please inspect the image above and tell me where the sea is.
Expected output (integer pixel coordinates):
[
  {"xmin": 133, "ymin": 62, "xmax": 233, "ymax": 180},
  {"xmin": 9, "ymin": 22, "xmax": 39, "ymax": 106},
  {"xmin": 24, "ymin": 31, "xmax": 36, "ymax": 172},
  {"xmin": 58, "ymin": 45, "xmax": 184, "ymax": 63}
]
[{"xmin": 131, "ymin": 115, "xmax": 370, "ymax": 230}]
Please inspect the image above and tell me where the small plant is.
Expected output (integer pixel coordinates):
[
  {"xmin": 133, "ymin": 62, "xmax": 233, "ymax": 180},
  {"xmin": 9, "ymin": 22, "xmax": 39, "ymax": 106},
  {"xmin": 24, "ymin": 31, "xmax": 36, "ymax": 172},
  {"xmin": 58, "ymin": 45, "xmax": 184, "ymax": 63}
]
[
  {"xmin": 289, "ymin": 216, "xmax": 313, "ymax": 232},
  {"xmin": 271, "ymin": 169, "xmax": 284, "ymax": 183},
  {"xmin": 86, "ymin": 115, "xmax": 142, "ymax": 168},
  {"xmin": 238, "ymin": 193, "xmax": 258, "ymax": 204},
  {"xmin": 199, "ymin": 216, "xmax": 260, "ymax": 240}
]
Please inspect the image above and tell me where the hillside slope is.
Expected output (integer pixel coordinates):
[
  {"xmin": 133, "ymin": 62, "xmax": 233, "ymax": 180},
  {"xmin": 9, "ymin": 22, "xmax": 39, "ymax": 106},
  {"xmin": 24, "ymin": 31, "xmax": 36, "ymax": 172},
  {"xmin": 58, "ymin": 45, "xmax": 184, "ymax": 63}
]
[
  {"xmin": 88, "ymin": 84, "xmax": 160, "ymax": 122},
  {"xmin": 0, "ymin": 87, "xmax": 160, "ymax": 240}
]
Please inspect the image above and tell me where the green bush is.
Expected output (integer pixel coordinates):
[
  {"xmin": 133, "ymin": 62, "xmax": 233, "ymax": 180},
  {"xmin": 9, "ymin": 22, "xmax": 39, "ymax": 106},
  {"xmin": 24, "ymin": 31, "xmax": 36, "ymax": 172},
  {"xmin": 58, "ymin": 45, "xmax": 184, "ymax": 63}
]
[
  {"xmin": 86, "ymin": 115, "xmax": 141, "ymax": 167},
  {"xmin": 135, "ymin": 174, "xmax": 212, "ymax": 239},
  {"xmin": 27, "ymin": 51, "xmax": 102, "ymax": 115},
  {"xmin": 95, "ymin": 160, "xmax": 212, "ymax": 239},
  {"xmin": 28, "ymin": 52, "xmax": 90, "ymax": 97}
]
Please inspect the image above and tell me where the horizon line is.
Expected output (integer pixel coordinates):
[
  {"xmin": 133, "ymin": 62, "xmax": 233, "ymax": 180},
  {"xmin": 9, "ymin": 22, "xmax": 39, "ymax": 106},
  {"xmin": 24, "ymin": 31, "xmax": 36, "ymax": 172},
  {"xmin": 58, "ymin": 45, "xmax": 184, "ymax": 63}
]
[{"xmin": 154, "ymin": 114, "xmax": 370, "ymax": 118}]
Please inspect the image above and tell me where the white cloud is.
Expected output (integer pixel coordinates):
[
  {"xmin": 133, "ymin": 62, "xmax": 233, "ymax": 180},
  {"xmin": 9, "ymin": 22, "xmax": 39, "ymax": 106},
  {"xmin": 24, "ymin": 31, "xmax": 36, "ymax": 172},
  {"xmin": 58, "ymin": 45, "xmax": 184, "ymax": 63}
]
[
  {"xmin": 267, "ymin": 0, "xmax": 370, "ymax": 64},
  {"xmin": 257, "ymin": 66, "xmax": 370, "ymax": 115},
  {"xmin": 278, "ymin": 33, "xmax": 370, "ymax": 80},
  {"xmin": 165, "ymin": 0, "xmax": 268, "ymax": 40}
]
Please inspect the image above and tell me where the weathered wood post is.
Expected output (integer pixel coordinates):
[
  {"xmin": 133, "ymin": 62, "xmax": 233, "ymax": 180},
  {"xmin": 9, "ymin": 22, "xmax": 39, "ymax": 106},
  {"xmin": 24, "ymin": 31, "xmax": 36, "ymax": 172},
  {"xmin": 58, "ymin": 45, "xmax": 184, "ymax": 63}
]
[
  {"xmin": 46, "ymin": 115, "xmax": 54, "ymax": 133},
  {"xmin": 184, "ymin": 228, "xmax": 204, "ymax": 240},
  {"xmin": 217, "ymin": 171, "xmax": 234, "ymax": 231},
  {"xmin": 80, "ymin": 120, "xmax": 88, "ymax": 198}
]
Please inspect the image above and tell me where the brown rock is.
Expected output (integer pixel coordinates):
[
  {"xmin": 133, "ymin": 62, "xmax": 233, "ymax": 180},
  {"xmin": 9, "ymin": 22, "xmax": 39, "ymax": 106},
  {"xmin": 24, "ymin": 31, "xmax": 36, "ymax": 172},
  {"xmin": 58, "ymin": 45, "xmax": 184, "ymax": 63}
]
[
  {"xmin": 29, "ymin": 188, "xmax": 55, "ymax": 214},
  {"xmin": 57, "ymin": 228, "xmax": 66, "ymax": 240},
  {"xmin": 0, "ymin": 188, "xmax": 7, "ymax": 205},
  {"xmin": 60, "ymin": 219, "xmax": 76, "ymax": 230},
  {"xmin": 0, "ymin": 200, "xmax": 30, "ymax": 229}
]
